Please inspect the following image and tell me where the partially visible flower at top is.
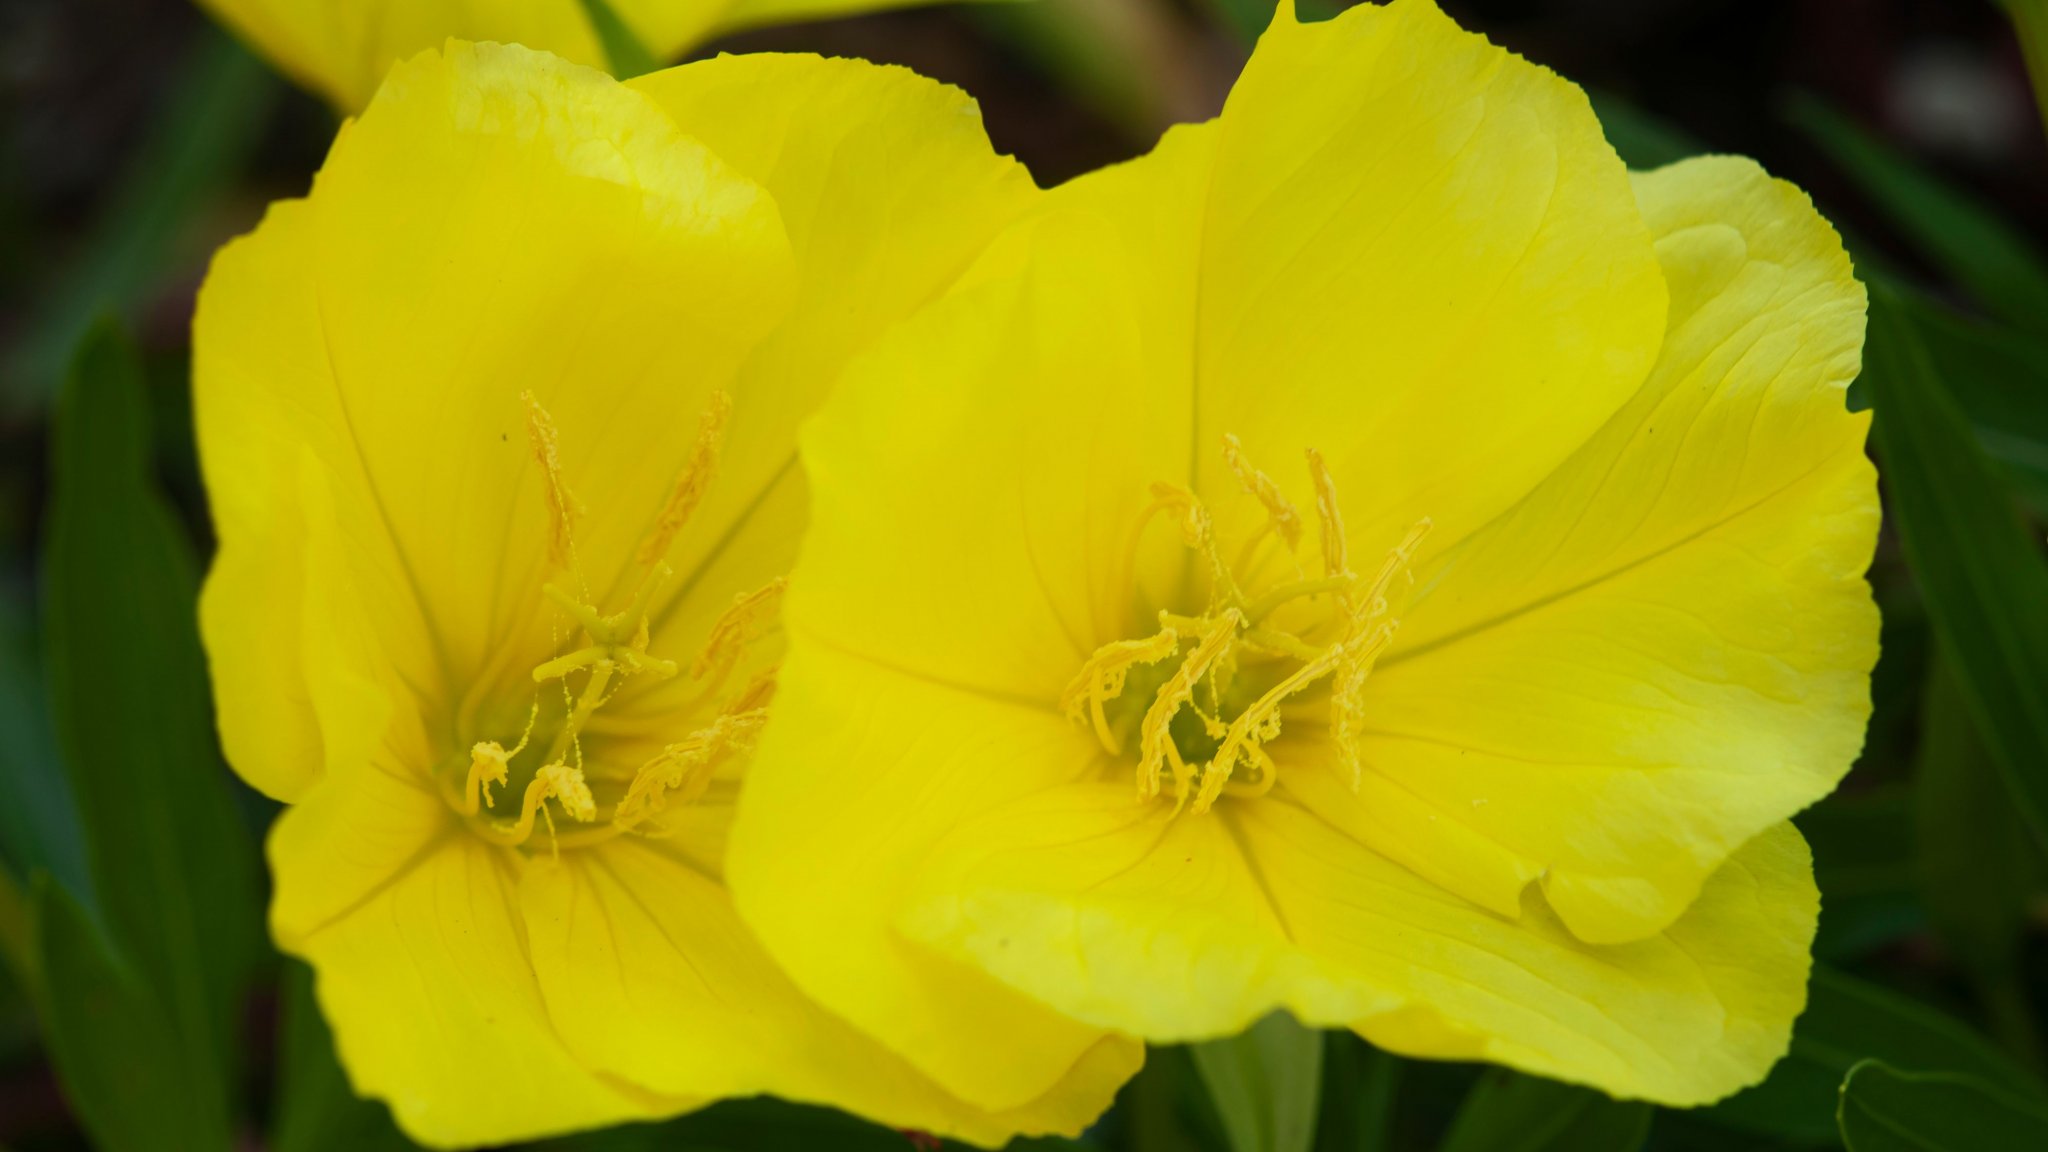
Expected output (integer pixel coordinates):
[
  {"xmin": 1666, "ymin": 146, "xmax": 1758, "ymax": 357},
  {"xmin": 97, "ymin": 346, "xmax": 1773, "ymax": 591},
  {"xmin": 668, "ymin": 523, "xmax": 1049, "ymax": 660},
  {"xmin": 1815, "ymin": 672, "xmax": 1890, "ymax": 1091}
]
[
  {"xmin": 195, "ymin": 0, "xmax": 985, "ymax": 111},
  {"xmin": 730, "ymin": 0, "xmax": 1878, "ymax": 1114},
  {"xmin": 192, "ymin": 39, "xmax": 1137, "ymax": 1148}
]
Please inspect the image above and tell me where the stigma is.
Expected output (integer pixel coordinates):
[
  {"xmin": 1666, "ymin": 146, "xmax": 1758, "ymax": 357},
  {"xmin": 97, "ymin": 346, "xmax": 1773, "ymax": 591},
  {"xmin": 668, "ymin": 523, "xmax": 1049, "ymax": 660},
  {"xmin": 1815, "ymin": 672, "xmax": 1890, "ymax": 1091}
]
[
  {"xmin": 1062, "ymin": 437, "xmax": 1429, "ymax": 814},
  {"xmin": 443, "ymin": 391, "xmax": 779, "ymax": 854}
]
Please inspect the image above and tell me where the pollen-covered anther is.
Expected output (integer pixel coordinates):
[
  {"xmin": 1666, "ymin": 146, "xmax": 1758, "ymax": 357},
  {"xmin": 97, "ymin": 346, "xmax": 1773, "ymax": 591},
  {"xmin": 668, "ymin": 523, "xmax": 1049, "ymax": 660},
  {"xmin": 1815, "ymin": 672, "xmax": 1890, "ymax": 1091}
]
[
  {"xmin": 614, "ymin": 705, "xmax": 769, "ymax": 834},
  {"xmin": 466, "ymin": 741, "xmax": 512, "ymax": 812},
  {"xmin": 1061, "ymin": 628, "xmax": 1180, "ymax": 755},
  {"xmin": 1223, "ymin": 433, "xmax": 1304, "ymax": 566},
  {"xmin": 480, "ymin": 760, "xmax": 597, "ymax": 854},
  {"xmin": 637, "ymin": 390, "xmax": 732, "ymax": 568},
  {"xmin": 1067, "ymin": 433, "xmax": 1432, "ymax": 815},
  {"xmin": 1136, "ymin": 611, "xmax": 1241, "ymax": 803},
  {"xmin": 523, "ymin": 391, "xmax": 585, "ymax": 573},
  {"xmin": 1329, "ymin": 517, "xmax": 1432, "ymax": 790},
  {"xmin": 1305, "ymin": 447, "xmax": 1350, "ymax": 582},
  {"xmin": 688, "ymin": 578, "xmax": 786, "ymax": 701}
]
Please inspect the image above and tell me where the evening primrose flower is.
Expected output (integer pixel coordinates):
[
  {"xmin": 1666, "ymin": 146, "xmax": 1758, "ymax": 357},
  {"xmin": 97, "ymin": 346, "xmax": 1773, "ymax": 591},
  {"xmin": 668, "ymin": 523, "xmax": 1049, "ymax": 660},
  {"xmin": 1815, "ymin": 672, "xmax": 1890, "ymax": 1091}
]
[
  {"xmin": 192, "ymin": 40, "xmax": 1138, "ymax": 1147},
  {"xmin": 197, "ymin": 0, "xmax": 982, "ymax": 111},
  {"xmin": 731, "ymin": 0, "xmax": 1878, "ymax": 1111}
]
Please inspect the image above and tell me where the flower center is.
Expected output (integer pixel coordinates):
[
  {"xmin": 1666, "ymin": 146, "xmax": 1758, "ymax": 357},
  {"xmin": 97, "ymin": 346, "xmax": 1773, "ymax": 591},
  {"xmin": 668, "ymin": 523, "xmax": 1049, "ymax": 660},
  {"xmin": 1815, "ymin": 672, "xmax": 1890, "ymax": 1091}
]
[
  {"xmin": 1061, "ymin": 437, "xmax": 1429, "ymax": 814},
  {"xmin": 436, "ymin": 391, "xmax": 782, "ymax": 855}
]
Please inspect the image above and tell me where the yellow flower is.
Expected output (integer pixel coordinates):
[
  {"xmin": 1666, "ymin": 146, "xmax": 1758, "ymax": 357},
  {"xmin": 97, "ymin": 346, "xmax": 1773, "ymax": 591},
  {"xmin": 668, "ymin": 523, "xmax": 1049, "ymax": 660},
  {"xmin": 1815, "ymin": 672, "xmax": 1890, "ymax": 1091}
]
[
  {"xmin": 193, "ymin": 40, "xmax": 1136, "ymax": 1148},
  {"xmin": 731, "ymin": 0, "xmax": 1879, "ymax": 1110},
  {"xmin": 196, "ymin": 0, "xmax": 979, "ymax": 111}
]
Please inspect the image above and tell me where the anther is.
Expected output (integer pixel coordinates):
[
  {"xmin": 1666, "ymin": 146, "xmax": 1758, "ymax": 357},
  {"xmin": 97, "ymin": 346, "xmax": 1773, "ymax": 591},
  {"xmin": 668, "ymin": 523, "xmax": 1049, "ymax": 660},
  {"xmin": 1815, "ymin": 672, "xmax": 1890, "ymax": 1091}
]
[
  {"xmin": 1223, "ymin": 434, "xmax": 1304, "ymax": 554},
  {"xmin": 638, "ymin": 391, "xmax": 732, "ymax": 568},
  {"xmin": 614, "ymin": 702, "xmax": 770, "ymax": 833},
  {"xmin": 1061, "ymin": 627, "xmax": 1181, "ymax": 755},
  {"xmin": 523, "ymin": 392, "xmax": 584, "ymax": 574},
  {"xmin": 1137, "ymin": 611, "xmax": 1241, "ymax": 802},
  {"xmin": 690, "ymin": 578, "xmax": 785, "ymax": 690},
  {"xmin": 1305, "ymin": 448, "xmax": 1349, "ymax": 582}
]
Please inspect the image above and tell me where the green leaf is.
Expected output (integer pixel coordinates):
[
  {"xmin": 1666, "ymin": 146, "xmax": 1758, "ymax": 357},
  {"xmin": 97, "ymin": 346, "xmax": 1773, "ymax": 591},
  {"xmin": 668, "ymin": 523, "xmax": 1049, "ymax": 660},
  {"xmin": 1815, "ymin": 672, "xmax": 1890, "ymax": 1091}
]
[
  {"xmin": 273, "ymin": 961, "xmax": 415, "ymax": 1152},
  {"xmin": 1200, "ymin": 1, "xmax": 1349, "ymax": 44},
  {"xmin": 29, "ymin": 873, "xmax": 232, "ymax": 1151},
  {"xmin": 40, "ymin": 321, "xmax": 257, "ymax": 1147},
  {"xmin": 1838, "ymin": 1060, "xmax": 2048, "ymax": 1152},
  {"xmin": 1437, "ymin": 1070, "xmax": 1649, "ymax": 1152},
  {"xmin": 1587, "ymin": 89, "xmax": 1707, "ymax": 169},
  {"xmin": 1864, "ymin": 284, "xmax": 2048, "ymax": 855},
  {"xmin": 1710, "ymin": 967, "xmax": 2046, "ymax": 1144},
  {"xmin": 1788, "ymin": 95, "xmax": 2048, "ymax": 335},
  {"xmin": 1796, "ymin": 785, "xmax": 1924, "ymax": 963},
  {"xmin": 1915, "ymin": 654, "xmax": 2047, "ymax": 1067},
  {"xmin": 1314, "ymin": 1034, "xmax": 1399, "ymax": 1152},
  {"xmin": 0, "ymin": 589, "xmax": 93, "ymax": 912},
  {"xmin": 575, "ymin": 0, "xmax": 661, "ymax": 79},
  {"xmin": 1191, "ymin": 1013, "xmax": 1324, "ymax": 1152},
  {"xmin": 1879, "ymin": 283, "xmax": 2048, "ymax": 515},
  {"xmin": 2, "ymin": 27, "xmax": 276, "ymax": 413},
  {"xmin": 531, "ymin": 1097, "xmax": 960, "ymax": 1151}
]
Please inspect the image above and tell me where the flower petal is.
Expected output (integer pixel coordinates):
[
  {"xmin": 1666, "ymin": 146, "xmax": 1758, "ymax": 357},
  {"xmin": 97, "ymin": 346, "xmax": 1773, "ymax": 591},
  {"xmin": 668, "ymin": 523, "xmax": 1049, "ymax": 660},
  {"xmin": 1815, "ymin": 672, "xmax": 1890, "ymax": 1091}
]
[
  {"xmin": 268, "ymin": 460, "xmax": 649, "ymax": 1147},
  {"xmin": 900, "ymin": 782, "xmax": 1388, "ymax": 1038},
  {"xmin": 729, "ymin": 643, "xmax": 1138, "ymax": 1112},
  {"xmin": 194, "ymin": 40, "xmax": 795, "ymax": 787},
  {"xmin": 904, "ymin": 788, "xmax": 1818, "ymax": 1107},
  {"xmin": 193, "ymin": 0, "xmax": 604, "ymax": 111},
  {"xmin": 780, "ymin": 123, "xmax": 1215, "ymax": 705},
  {"xmin": 1189, "ymin": 0, "xmax": 1666, "ymax": 561},
  {"xmin": 1324, "ymin": 155, "xmax": 1877, "ymax": 944},
  {"xmin": 286, "ymin": 832, "xmax": 658, "ymax": 1146},
  {"xmin": 606, "ymin": 52, "xmax": 1039, "ymax": 738},
  {"xmin": 522, "ymin": 836, "xmax": 1135, "ymax": 1144}
]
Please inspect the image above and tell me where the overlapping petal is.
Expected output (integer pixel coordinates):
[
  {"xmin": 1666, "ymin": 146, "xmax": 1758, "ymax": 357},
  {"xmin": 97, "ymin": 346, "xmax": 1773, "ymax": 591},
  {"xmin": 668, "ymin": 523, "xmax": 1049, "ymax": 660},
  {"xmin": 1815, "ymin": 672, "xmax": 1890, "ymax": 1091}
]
[
  {"xmin": 197, "ymin": 38, "xmax": 1112, "ymax": 1148},
  {"xmin": 733, "ymin": 0, "xmax": 1873, "ymax": 1108},
  {"xmin": 1332, "ymin": 156, "xmax": 1877, "ymax": 944},
  {"xmin": 901, "ymin": 780, "xmax": 1817, "ymax": 1106}
]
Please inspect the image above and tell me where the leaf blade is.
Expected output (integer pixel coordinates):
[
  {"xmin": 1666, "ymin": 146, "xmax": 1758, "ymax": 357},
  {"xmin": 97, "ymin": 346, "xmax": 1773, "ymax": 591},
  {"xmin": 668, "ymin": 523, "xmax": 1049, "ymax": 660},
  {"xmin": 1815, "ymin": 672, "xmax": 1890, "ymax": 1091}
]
[
  {"xmin": 1439, "ymin": 1070, "xmax": 1649, "ymax": 1152},
  {"xmin": 1192, "ymin": 1013, "xmax": 1325, "ymax": 1152},
  {"xmin": 1710, "ymin": 966, "xmax": 2045, "ymax": 1143},
  {"xmin": 1790, "ymin": 95, "xmax": 2048, "ymax": 335},
  {"xmin": 39, "ymin": 321, "xmax": 258, "ymax": 1148},
  {"xmin": 1839, "ymin": 1060, "xmax": 2048, "ymax": 1152},
  {"xmin": 1864, "ymin": 285, "xmax": 2048, "ymax": 854}
]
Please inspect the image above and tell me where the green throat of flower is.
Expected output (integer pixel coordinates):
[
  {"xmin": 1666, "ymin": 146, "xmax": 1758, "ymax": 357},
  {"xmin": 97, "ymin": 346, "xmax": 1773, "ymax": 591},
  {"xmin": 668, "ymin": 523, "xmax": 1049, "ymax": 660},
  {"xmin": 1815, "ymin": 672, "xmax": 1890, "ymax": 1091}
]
[
  {"xmin": 1062, "ymin": 437, "xmax": 1429, "ymax": 815},
  {"xmin": 435, "ymin": 391, "xmax": 780, "ymax": 855}
]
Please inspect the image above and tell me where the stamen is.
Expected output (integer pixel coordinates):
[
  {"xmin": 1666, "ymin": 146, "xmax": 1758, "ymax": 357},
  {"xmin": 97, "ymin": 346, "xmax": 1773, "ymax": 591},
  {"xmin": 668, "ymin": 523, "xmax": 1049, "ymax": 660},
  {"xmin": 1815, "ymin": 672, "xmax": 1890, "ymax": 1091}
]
[
  {"xmin": 476, "ymin": 760, "xmax": 596, "ymax": 853},
  {"xmin": 689, "ymin": 578, "xmax": 786, "ymax": 695},
  {"xmin": 462, "ymin": 699, "xmax": 539, "ymax": 813},
  {"xmin": 1195, "ymin": 639, "xmax": 1343, "ymax": 813},
  {"xmin": 614, "ymin": 702, "xmax": 769, "ymax": 833},
  {"xmin": 1305, "ymin": 448, "xmax": 1349, "ymax": 582},
  {"xmin": 1137, "ymin": 610, "xmax": 1241, "ymax": 802},
  {"xmin": 523, "ymin": 392, "xmax": 584, "ymax": 575},
  {"xmin": 1222, "ymin": 434, "xmax": 1303, "ymax": 553},
  {"xmin": 637, "ymin": 391, "xmax": 732, "ymax": 568},
  {"xmin": 1061, "ymin": 627, "xmax": 1181, "ymax": 755},
  {"xmin": 1328, "ymin": 518, "xmax": 1431, "ymax": 790},
  {"xmin": 1145, "ymin": 483, "xmax": 1243, "ymax": 612}
]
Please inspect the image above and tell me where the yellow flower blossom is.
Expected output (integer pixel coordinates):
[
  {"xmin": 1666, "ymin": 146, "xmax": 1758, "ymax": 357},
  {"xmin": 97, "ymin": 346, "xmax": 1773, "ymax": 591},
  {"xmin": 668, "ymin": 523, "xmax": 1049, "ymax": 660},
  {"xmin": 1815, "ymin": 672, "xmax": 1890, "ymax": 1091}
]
[
  {"xmin": 196, "ymin": 0, "xmax": 982, "ymax": 112},
  {"xmin": 193, "ymin": 40, "xmax": 1137, "ymax": 1147},
  {"xmin": 730, "ymin": 0, "xmax": 1879, "ymax": 1111}
]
